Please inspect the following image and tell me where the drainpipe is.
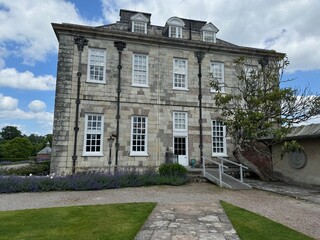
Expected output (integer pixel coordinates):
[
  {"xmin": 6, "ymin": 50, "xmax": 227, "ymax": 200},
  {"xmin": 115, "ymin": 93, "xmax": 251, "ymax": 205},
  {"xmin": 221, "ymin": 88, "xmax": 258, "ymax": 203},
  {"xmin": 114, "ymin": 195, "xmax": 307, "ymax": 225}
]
[
  {"xmin": 72, "ymin": 36, "xmax": 88, "ymax": 174},
  {"xmin": 195, "ymin": 51, "xmax": 206, "ymax": 164},
  {"xmin": 114, "ymin": 41, "xmax": 126, "ymax": 171},
  {"xmin": 189, "ymin": 21, "xmax": 192, "ymax": 40}
]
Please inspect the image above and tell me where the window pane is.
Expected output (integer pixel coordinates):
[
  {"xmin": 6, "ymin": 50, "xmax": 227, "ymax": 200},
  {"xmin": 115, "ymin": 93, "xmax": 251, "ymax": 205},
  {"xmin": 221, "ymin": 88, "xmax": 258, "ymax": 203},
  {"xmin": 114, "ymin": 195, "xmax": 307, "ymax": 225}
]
[
  {"xmin": 84, "ymin": 114, "xmax": 103, "ymax": 154},
  {"xmin": 174, "ymin": 137, "xmax": 186, "ymax": 155},
  {"xmin": 211, "ymin": 62, "xmax": 224, "ymax": 91},
  {"xmin": 131, "ymin": 116, "xmax": 147, "ymax": 153},
  {"xmin": 133, "ymin": 54, "xmax": 148, "ymax": 85},
  {"xmin": 88, "ymin": 49, "xmax": 105, "ymax": 82},
  {"xmin": 173, "ymin": 59, "xmax": 187, "ymax": 89},
  {"xmin": 204, "ymin": 31, "xmax": 215, "ymax": 42},
  {"xmin": 212, "ymin": 120, "xmax": 226, "ymax": 155},
  {"xmin": 133, "ymin": 21, "xmax": 146, "ymax": 33},
  {"xmin": 170, "ymin": 26, "xmax": 182, "ymax": 38},
  {"xmin": 174, "ymin": 112, "xmax": 187, "ymax": 130}
]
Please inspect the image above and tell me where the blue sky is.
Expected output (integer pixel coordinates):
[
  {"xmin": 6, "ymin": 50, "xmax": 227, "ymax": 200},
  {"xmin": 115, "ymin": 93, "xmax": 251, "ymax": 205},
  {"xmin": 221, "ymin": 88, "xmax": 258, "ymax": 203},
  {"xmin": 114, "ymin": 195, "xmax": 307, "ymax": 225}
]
[{"xmin": 0, "ymin": 0, "xmax": 320, "ymax": 136}]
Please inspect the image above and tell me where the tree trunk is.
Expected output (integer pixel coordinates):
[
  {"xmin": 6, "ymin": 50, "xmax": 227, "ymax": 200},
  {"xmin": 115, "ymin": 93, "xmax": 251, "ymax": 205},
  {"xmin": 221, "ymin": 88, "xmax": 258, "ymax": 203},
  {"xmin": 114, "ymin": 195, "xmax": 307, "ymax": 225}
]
[{"xmin": 233, "ymin": 146, "xmax": 273, "ymax": 181}]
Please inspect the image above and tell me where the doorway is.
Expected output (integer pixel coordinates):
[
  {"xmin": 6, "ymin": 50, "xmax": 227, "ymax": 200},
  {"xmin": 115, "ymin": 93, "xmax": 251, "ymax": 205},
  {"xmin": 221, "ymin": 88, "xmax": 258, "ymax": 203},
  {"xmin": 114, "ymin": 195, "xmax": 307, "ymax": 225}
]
[{"xmin": 174, "ymin": 136, "xmax": 188, "ymax": 166}]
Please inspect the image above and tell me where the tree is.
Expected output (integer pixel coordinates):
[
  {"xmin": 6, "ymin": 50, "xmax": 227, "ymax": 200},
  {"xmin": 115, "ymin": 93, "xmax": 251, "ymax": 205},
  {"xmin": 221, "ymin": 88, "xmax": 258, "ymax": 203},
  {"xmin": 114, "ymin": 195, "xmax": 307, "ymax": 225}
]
[
  {"xmin": 1, "ymin": 137, "xmax": 34, "ymax": 159},
  {"xmin": 0, "ymin": 126, "xmax": 22, "ymax": 141},
  {"xmin": 210, "ymin": 55, "xmax": 320, "ymax": 181},
  {"xmin": 28, "ymin": 134, "xmax": 46, "ymax": 155},
  {"xmin": 28, "ymin": 133, "xmax": 52, "ymax": 156}
]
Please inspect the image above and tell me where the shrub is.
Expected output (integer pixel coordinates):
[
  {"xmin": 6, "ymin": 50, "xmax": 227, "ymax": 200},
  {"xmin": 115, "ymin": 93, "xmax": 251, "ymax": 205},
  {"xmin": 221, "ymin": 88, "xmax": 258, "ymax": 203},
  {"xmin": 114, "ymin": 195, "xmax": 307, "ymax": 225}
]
[
  {"xmin": 158, "ymin": 163, "xmax": 187, "ymax": 177},
  {"xmin": 0, "ymin": 168, "xmax": 188, "ymax": 193},
  {"xmin": 0, "ymin": 162, "xmax": 50, "ymax": 176}
]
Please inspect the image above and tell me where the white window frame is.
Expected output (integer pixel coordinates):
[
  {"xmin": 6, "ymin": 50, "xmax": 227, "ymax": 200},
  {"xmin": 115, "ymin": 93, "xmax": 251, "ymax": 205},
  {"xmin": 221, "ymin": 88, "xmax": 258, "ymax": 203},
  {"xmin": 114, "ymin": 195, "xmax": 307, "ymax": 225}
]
[
  {"xmin": 169, "ymin": 26, "xmax": 182, "ymax": 38},
  {"xmin": 87, "ymin": 48, "xmax": 106, "ymax": 83},
  {"xmin": 132, "ymin": 54, "xmax": 148, "ymax": 87},
  {"xmin": 203, "ymin": 31, "xmax": 216, "ymax": 42},
  {"xmin": 212, "ymin": 120, "xmax": 227, "ymax": 157},
  {"xmin": 244, "ymin": 64, "xmax": 258, "ymax": 79},
  {"xmin": 173, "ymin": 58, "xmax": 188, "ymax": 90},
  {"xmin": 173, "ymin": 112, "xmax": 188, "ymax": 132},
  {"xmin": 132, "ymin": 21, "xmax": 147, "ymax": 34},
  {"xmin": 83, "ymin": 114, "xmax": 104, "ymax": 156},
  {"xmin": 130, "ymin": 116, "xmax": 148, "ymax": 156},
  {"xmin": 210, "ymin": 62, "xmax": 225, "ymax": 92}
]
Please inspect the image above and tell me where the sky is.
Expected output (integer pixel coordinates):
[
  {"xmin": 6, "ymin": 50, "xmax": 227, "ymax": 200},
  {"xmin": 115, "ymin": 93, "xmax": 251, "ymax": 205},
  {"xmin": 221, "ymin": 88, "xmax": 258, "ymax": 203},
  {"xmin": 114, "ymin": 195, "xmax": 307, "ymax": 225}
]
[{"xmin": 0, "ymin": 0, "xmax": 320, "ymax": 136}]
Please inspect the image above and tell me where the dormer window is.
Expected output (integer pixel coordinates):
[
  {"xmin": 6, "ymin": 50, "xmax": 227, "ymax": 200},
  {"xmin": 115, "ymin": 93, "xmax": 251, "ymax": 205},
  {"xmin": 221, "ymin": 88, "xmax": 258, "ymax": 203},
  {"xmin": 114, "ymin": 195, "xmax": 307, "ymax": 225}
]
[
  {"xmin": 165, "ymin": 17, "xmax": 185, "ymax": 39},
  {"xmin": 169, "ymin": 26, "xmax": 182, "ymax": 38},
  {"xmin": 132, "ymin": 21, "xmax": 147, "ymax": 33},
  {"xmin": 201, "ymin": 22, "xmax": 219, "ymax": 43},
  {"xmin": 131, "ymin": 13, "xmax": 148, "ymax": 34},
  {"xmin": 203, "ymin": 31, "xmax": 215, "ymax": 42}
]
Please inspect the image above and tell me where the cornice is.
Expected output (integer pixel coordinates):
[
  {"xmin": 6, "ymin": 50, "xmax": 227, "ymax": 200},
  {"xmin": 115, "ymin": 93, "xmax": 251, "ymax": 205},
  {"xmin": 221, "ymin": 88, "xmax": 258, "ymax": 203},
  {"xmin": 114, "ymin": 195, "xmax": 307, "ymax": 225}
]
[{"xmin": 52, "ymin": 22, "xmax": 285, "ymax": 58}]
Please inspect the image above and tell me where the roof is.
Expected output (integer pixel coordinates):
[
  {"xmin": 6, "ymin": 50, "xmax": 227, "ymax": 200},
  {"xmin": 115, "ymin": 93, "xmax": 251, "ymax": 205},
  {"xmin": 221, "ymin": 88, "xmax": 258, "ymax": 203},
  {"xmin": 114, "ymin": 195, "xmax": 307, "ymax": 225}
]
[
  {"xmin": 120, "ymin": 9, "xmax": 151, "ymax": 23},
  {"xmin": 286, "ymin": 124, "xmax": 320, "ymax": 140},
  {"xmin": 37, "ymin": 143, "xmax": 52, "ymax": 155}
]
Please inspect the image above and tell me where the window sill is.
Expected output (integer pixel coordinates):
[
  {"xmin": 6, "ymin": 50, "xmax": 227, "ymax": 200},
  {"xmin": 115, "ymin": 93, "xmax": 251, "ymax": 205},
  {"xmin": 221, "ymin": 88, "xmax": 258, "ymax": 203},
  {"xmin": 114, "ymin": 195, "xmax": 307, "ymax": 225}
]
[
  {"xmin": 86, "ymin": 80, "xmax": 106, "ymax": 84},
  {"xmin": 173, "ymin": 88, "xmax": 189, "ymax": 92},
  {"xmin": 129, "ymin": 153, "xmax": 149, "ymax": 157},
  {"xmin": 82, "ymin": 153, "xmax": 104, "ymax": 157},
  {"xmin": 131, "ymin": 84, "xmax": 149, "ymax": 88}
]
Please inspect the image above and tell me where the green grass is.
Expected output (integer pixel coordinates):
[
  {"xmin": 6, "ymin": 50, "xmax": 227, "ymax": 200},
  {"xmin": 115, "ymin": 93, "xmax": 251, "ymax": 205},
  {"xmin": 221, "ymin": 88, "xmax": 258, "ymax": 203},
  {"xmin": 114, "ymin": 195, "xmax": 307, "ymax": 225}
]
[
  {"xmin": 0, "ymin": 202, "xmax": 156, "ymax": 240},
  {"xmin": 220, "ymin": 201, "xmax": 314, "ymax": 240}
]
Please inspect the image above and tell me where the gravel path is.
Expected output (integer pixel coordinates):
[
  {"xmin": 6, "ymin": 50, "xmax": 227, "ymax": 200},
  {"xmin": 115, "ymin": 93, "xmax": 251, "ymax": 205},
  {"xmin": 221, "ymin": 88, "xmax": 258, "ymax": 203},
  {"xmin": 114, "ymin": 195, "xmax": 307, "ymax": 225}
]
[{"xmin": 1, "ymin": 182, "xmax": 319, "ymax": 239}]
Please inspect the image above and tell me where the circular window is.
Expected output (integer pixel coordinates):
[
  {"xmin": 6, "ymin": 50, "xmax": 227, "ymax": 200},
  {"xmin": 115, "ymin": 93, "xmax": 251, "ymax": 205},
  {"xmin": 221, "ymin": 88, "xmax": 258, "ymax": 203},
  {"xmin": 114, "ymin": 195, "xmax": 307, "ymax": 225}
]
[{"xmin": 289, "ymin": 150, "xmax": 308, "ymax": 169}]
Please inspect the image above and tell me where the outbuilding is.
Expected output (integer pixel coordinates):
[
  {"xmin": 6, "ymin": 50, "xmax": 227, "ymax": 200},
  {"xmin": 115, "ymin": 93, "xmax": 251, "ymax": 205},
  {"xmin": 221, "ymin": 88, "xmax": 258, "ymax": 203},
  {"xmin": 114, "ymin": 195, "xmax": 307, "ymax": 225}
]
[{"xmin": 272, "ymin": 124, "xmax": 320, "ymax": 186}]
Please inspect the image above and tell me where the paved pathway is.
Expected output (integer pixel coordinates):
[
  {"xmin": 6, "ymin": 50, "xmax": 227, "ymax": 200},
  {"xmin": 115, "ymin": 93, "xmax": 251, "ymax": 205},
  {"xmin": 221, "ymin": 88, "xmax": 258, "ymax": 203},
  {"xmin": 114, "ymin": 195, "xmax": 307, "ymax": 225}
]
[
  {"xmin": 135, "ymin": 202, "xmax": 239, "ymax": 240},
  {"xmin": 1, "ymin": 182, "xmax": 319, "ymax": 239}
]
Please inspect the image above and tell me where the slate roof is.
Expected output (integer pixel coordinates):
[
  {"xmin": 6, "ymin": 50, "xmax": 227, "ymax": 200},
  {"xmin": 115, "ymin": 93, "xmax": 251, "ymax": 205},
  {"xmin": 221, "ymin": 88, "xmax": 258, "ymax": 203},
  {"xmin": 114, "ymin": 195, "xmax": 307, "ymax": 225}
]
[
  {"xmin": 286, "ymin": 124, "xmax": 320, "ymax": 139},
  {"xmin": 37, "ymin": 143, "xmax": 52, "ymax": 155}
]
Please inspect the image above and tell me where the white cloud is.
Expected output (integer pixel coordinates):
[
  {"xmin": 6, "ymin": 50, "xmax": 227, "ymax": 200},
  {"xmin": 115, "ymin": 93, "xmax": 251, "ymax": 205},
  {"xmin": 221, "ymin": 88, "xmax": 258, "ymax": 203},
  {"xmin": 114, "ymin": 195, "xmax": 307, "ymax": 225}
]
[
  {"xmin": 0, "ymin": 94, "xmax": 53, "ymax": 134},
  {"xmin": 0, "ymin": 0, "xmax": 104, "ymax": 66},
  {"xmin": 102, "ymin": 0, "xmax": 320, "ymax": 72},
  {"xmin": 1, "ymin": 0, "xmax": 318, "ymax": 73},
  {"xmin": 0, "ymin": 97, "xmax": 52, "ymax": 122},
  {"xmin": 0, "ymin": 122, "xmax": 24, "ymax": 133},
  {"xmin": 0, "ymin": 68, "xmax": 55, "ymax": 90},
  {"xmin": 0, "ymin": 93, "xmax": 18, "ymax": 110},
  {"xmin": 28, "ymin": 100, "xmax": 46, "ymax": 113}
]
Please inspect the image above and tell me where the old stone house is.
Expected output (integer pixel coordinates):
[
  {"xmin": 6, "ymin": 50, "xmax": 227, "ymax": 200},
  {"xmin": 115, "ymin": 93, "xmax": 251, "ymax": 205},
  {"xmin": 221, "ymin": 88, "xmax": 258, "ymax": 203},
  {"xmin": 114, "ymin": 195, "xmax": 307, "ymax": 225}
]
[{"xmin": 51, "ymin": 9, "xmax": 282, "ymax": 174}]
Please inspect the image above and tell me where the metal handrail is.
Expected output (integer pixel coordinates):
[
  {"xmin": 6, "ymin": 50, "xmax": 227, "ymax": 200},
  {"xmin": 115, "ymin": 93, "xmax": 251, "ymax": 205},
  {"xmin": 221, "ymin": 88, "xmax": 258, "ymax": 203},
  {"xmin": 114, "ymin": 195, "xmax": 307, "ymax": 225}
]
[
  {"xmin": 217, "ymin": 157, "xmax": 248, "ymax": 183},
  {"xmin": 202, "ymin": 156, "xmax": 228, "ymax": 187}
]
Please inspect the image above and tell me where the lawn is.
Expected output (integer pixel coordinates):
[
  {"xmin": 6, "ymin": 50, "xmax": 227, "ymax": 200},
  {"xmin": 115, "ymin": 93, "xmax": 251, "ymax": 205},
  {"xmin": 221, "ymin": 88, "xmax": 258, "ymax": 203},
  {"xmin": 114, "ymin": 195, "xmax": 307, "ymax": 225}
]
[
  {"xmin": 0, "ymin": 202, "xmax": 156, "ymax": 240},
  {"xmin": 220, "ymin": 201, "xmax": 314, "ymax": 240}
]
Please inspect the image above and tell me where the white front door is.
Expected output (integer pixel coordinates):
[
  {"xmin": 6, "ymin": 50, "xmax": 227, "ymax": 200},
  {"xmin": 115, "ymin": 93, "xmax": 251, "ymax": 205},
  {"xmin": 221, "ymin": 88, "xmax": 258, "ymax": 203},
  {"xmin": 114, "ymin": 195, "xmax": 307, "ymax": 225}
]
[{"xmin": 174, "ymin": 136, "xmax": 188, "ymax": 166}]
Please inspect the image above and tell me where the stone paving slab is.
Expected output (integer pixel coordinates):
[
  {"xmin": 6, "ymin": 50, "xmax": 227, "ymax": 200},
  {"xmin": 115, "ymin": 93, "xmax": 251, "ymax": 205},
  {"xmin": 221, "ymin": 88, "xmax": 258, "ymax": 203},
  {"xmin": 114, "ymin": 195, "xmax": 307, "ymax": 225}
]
[
  {"xmin": 135, "ymin": 202, "xmax": 239, "ymax": 240},
  {"xmin": 247, "ymin": 179, "xmax": 320, "ymax": 204}
]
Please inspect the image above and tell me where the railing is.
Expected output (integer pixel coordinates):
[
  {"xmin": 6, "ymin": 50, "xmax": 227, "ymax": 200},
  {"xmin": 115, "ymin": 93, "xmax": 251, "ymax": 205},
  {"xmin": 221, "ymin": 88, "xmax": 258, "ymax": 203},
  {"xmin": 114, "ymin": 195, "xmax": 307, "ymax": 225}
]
[
  {"xmin": 202, "ymin": 156, "xmax": 250, "ymax": 188},
  {"xmin": 202, "ymin": 156, "xmax": 229, "ymax": 187},
  {"xmin": 216, "ymin": 157, "xmax": 249, "ymax": 183}
]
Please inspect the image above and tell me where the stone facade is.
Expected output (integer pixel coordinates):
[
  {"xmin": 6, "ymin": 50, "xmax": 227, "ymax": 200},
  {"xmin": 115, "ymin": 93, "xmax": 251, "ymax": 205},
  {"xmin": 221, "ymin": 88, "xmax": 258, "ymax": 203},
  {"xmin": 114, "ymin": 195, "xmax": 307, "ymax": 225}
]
[{"xmin": 51, "ymin": 9, "xmax": 282, "ymax": 174}]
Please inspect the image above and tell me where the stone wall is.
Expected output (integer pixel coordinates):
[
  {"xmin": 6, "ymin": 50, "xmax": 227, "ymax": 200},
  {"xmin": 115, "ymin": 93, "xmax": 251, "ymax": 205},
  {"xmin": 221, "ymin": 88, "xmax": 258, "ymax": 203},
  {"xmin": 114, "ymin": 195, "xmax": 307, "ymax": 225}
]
[
  {"xmin": 50, "ymin": 20, "xmax": 275, "ymax": 174},
  {"xmin": 51, "ymin": 33, "xmax": 239, "ymax": 174},
  {"xmin": 272, "ymin": 139, "xmax": 320, "ymax": 186}
]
